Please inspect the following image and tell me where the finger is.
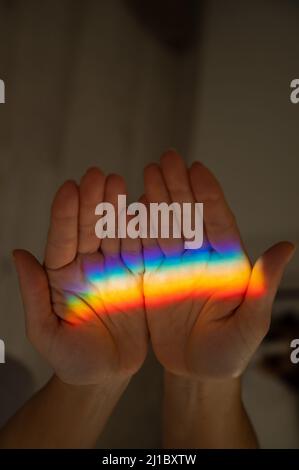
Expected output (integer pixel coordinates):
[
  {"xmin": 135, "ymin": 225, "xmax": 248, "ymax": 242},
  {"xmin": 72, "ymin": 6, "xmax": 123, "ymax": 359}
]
[
  {"xmin": 121, "ymin": 211, "xmax": 144, "ymax": 275},
  {"xmin": 101, "ymin": 174, "xmax": 126, "ymax": 258},
  {"xmin": 45, "ymin": 180, "xmax": 79, "ymax": 270},
  {"xmin": 160, "ymin": 150, "xmax": 194, "ymax": 204},
  {"xmin": 144, "ymin": 162, "xmax": 184, "ymax": 257},
  {"xmin": 79, "ymin": 167, "xmax": 105, "ymax": 254},
  {"xmin": 237, "ymin": 242, "xmax": 295, "ymax": 342},
  {"xmin": 189, "ymin": 162, "xmax": 243, "ymax": 255},
  {"xmin": 13, "ymin": 249, "xmax": 58, "ymax": 344},
  {"xmin": 160, "ymin": 150, "xmax": 208, "ymax": 251}
]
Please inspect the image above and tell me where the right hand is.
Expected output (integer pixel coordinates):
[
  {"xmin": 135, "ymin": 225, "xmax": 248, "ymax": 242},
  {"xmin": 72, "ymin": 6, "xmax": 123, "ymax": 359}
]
[{"xmin": 13, "ymin": 168, "xmax": 148, "ymax": 385}]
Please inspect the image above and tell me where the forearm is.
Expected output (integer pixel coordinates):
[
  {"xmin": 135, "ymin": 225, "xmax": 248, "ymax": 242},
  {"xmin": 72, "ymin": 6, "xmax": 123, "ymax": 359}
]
[
  {"xmin": 0, "ymin": 374, "xmax": 130, "ymax": 448},
  {"xmin": 163, "ymin": 372, "xmax": 258, "ymax": 449}
]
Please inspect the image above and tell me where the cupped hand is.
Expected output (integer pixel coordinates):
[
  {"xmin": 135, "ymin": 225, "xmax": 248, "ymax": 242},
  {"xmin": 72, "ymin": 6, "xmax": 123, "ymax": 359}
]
[
  {"xmin": 14, "ymin": 169, "xmax": 148, "ymax": 385},
  {"xmin": 142, "ymin": 151, "xmax": 295, "ymax": 380}
]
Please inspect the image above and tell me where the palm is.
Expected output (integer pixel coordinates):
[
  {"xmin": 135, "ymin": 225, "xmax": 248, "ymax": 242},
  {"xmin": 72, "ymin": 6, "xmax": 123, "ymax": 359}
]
[
  {"xmin": 46, "ymin": 251, "xmax": 145, "ymax": 384},
  {"xmin": 144, "ymin": 245, "xmax": 252, "ymax": 377}
]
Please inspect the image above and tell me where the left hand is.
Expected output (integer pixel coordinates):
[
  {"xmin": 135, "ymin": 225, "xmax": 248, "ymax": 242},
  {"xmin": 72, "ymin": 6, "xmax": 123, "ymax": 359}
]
[{"xmin": 142, "ymin": 150, "xmax": 295, "ymax": 380}]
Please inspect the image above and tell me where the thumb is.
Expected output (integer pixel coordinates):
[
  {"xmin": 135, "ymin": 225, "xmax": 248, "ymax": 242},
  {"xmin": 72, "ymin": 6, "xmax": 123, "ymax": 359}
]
[
  {"xmin": 13, "ymin": 249, "xmax": 57, "ymax": 343},
  {"xmin": 238, "ymin": 241, "xmax": 296, "ymax": 339}
]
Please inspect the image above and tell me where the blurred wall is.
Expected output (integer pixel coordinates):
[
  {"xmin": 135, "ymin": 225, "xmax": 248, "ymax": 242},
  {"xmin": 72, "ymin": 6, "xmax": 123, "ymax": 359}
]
[{"xmin": 189, "ymin": 0, "xmax": 299, "ymax": 286}]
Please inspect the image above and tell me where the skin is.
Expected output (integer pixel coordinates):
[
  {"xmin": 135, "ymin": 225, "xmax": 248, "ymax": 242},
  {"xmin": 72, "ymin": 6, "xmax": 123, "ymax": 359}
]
[{"xmin": 162, "ymin": 373, "xmax": 258, "ymax": 449}]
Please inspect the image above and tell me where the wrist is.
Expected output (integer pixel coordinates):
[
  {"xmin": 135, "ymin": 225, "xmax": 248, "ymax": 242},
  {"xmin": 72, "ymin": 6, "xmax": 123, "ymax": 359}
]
[
  {"xmin": 51, "ymin": 372, "xmax": 131, "ymax": 402},
  {"xmin": 163, "ymin": 370, "xmax": 257, "ymax": 449},
  {"xmin": 41, "ymin": 374, "xmax": 131, "ymax": 447},
  {"xmin": 164, "ymin": 370, "xmax": 243, "ymax": 406}
]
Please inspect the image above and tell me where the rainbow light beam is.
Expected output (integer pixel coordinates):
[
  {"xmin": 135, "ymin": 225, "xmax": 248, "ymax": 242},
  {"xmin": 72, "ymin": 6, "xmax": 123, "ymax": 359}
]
[{"xmin": 63, "ymin": 245, "xmax": 265, "ymax": 324}]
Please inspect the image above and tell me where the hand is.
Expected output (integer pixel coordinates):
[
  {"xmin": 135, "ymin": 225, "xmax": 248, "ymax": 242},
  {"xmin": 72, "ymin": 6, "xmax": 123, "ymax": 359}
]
[
  {"xmin": 143, "ymin": 151, "xmax": 295, "ymax": 380},
  {"xmin": 14, "ymin": 169, "xmax": 148, "ymax": 385}
]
